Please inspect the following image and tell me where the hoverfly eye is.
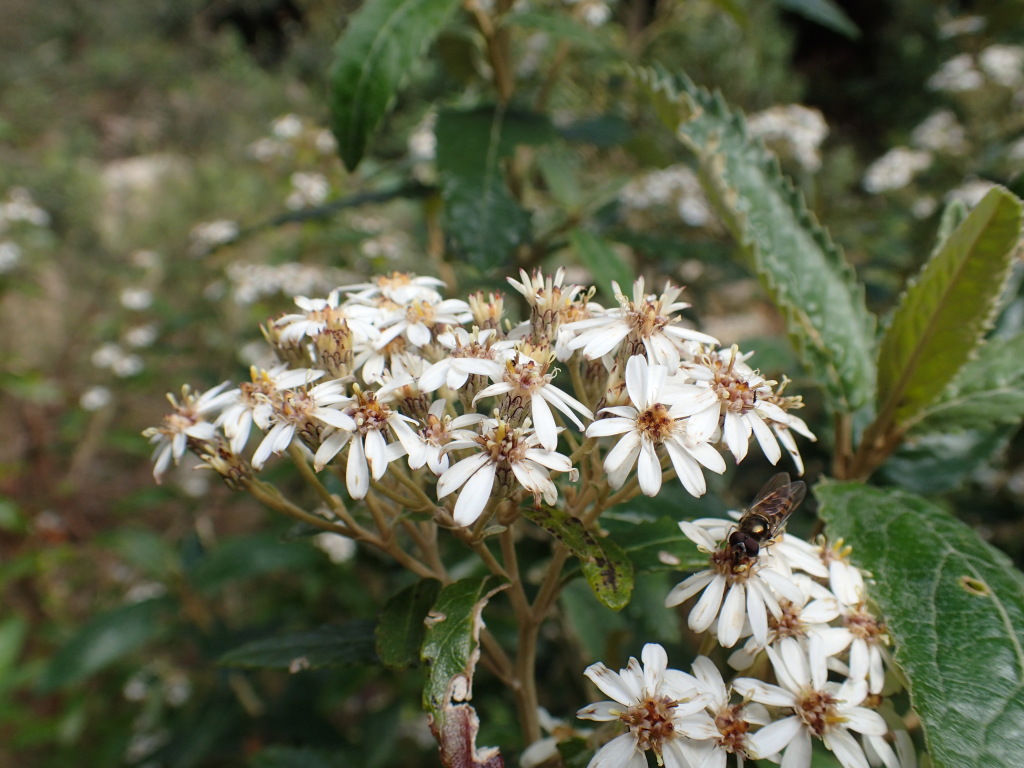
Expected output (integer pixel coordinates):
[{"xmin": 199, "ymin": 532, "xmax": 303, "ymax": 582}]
[
  {"xmin": 729, "ymin": 531, "xmax": 744, "ymax": 548},
  {"xmin": 743, "ymin": 538, "xmax": 759, "ymax": 556}
]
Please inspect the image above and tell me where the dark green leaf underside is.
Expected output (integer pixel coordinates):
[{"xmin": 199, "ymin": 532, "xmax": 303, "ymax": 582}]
[
  {"xmin": 817, "ymin": 481, "xmax": 1024, "ymax": 768},
  {"xmin": 376, "ymin": 578, "xmax": 443, "ymax": 669}
]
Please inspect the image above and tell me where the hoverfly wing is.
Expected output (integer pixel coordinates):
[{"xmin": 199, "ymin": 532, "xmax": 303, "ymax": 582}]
[
  {"xmin": 748, "ymin": 473, "xmax": 806, "ymax": 536},
  {"xmin": 750, "ymin": 472, "xmax": 793, "ymax": 508}
]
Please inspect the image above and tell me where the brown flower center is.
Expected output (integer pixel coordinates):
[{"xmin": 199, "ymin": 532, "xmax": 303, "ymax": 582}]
[{"xmin": 621, "ymin": 694, "xmax": 678, "ymax": 754}]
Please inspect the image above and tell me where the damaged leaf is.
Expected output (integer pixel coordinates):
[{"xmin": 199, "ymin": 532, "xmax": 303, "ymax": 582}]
[{"xmin": 421, "ymin": 576, "xmax": 508, "ymax": 768}]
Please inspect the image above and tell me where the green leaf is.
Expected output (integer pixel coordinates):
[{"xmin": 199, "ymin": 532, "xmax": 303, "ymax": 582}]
[
  {"xmin": 770, "ymin": 0, "xmax": 860, "ymax": 38},
  {"xmin": 609, "ymin": 516, "xmax": 709, "ymax": 574},
  {"xmin": 250, "ymin": 746, "xmax": 349, "ymax": 768},
  {"xmin": 633, "ymin": 67, "xmax": 877, "ymax": 412},
  {"xmin": 501, "ymin": 11, "xmax": 609, "ymax": 49},
  {"xmin": 190, "ymin": 533, "xmax": 321, "ymax": 594},
  {"xmin": 0, "ymin": 616, "xmax": 28, "ymax": 681},
  {"xmin": 817, "ymin": 481, "xmax": 1024, "ymax": 768},
  {"xmin": 877, "ymin": 187, "xmax": 1023, "ymax": 429},
  {"xmin": 521, "ymin": 505, "xmax": 634, "ymax": 610},
  {"xmin": 910, "ymin": 333, "xmax": 1024, "ymax": 432},
  {"xmin": 376, "ymin": 578, "xmax": 443, "ymax": 669},
  {"xmin": 328, "ymin": 0, "xmax": 462, "ymax": 170},
  {"xmin": 570, "ymin": 230, "xmax": 633, "ymax": 301},
  {"xmin": 218, "ymin": 621, "xmax": 378, "ymax": 670},
  {"xmin": 436, "ymin": 106, "xmax": 554, "ymax": 272},
  {"xmin": 39, "ymin": 598, "xmax": 170, "ymax": 691},
  {"xmin": 878, "ymin": 428, "xmax": 1015, "ymax": 495},
  {"xmin": 421, "ymin": 577, "xmax": 506, "ymax": 768}
]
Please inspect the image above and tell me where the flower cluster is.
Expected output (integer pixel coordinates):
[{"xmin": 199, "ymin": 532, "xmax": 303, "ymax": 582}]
[
  {"xmin": 572, "ymin": 498, "xmax": 911, "ymax": 768},
  {"xmin": 146, "ymin": 270, "xmax": 814, "ymax": 527}
]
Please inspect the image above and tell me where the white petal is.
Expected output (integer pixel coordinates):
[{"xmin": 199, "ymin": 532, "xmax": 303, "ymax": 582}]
[
  {"xmin": 641, "ymin": 643, "xmax": 668, "ymax": 692},
  {"xmin": 437, "ymin": 453, "xmax": 490, "ymax": 498},
  {"xmin": 779, "ymin": 728, "xmax": 812, "ymax": 768},
  {"xmin": 732, "ymin": 678, "xmax": 795, "ymax": 708},
  {"xmin": 531, "ymin": 395, "xmax": 559, "ymax": 451},
  {"xmin": 840, "ymin": 706, "xmax": 887, "ymax": 737},
  {"xmin": 314, "ymin": 430, "xmax": 351, "ymax": 471},
  {"xmin": 664, "ymin": 440, "xmax": 707, "ymax": 497},
  {"xmin": 523, "ymin": 448, "xmax": 572, "ymax": 473},
  {"xmin": 687, "ymin": 404, "xmax": 722, "ymax": 443},
  {"xmin": 717, "ymin": 583, "xmax": 747, "ymax": 648},
  {"xmin": 636, "ymin": 439, "xmax": 663, "ymax": 496},
  {"xmin": 679, "ymin": 521, "xmax": 719, "ymax": 552},
  {"xmin": 576, "ymin": 700, "xmax": 623, "ymax": 722},
  {"xmin": 587, "ymin": 416, "xmax": 636, "ymax": 437},
  {"xmin": 689, "ymin": 574, "xmax": 726, "ymax": 633},
  {"xmin": 604, "ymin": 432, "xmax": 640, "ymax": 488},
  {"xmin": 452, "ymin": 461, "xmax": 496, "ymax": 526},
  {"xmin": 589, "ymin": 733, "xmax": 645, "ymax": 768},
  {"xmin": 750, "ymin": 413, "xmax": 782, "ymax": 465},
  {"xmin": 363, "ymin": 428, "xmax": 389, "ymax": 480},
  {"xmin": 665, "ymin": 570, "xmax": 715, "ymax": 607},
  {"xmin": 723, "ymin": 412, "xmax": 750, "ymax": 462},
  {"xmin": 584, "ymin": 663, "xmax": 638, "ymax": 707},
  {"xmin": 746, "ymin": 580, "xmax": 769, "ymax": 646},
  {"xmin": 823, "ymin": 729, "xmax": 870, "ymax": 768},
  {"xmin": 346, "ymin": 434, "xmax": 370, "ymax": 500},
  {"xmin": 749, "ymin": 715, "xmax": 802, "ymax": 759}
]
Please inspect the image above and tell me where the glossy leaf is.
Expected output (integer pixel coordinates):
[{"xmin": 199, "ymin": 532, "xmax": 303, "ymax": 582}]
[
  {"xmin": 376, "ymin": 578, "xmax": 442, "ymax": 669},
  {"xmin": 421, "ymin": 577, "xmax": 506, "ymax": 768},
  {"xmin": 877, "ymin": 186, "xmax": 1023, "ymax": 429},
  {"xmin": 39, "ymin": 598, "xmax": 170, "ymax": 691},
  {"xmin": 771, "ymin": 0, "xmax": 859, "ymax": 38},
  {"xmin": 634, "ymin": 67, "xmax": 876, "ymax": 412},
  {"xmin": 817, "ymin": 481, "xmax": 1024, "ymax": 767},
  {"xmin": 522, "ymin": 505, "xmax": 635, "ymax": 610},
  {"xmin": 218, "ymin": 621, "xmax": 378, "ymax": 670},
  {"xmin": 328, "ymin": 0, "xmax": 462, "ymax": 170},
  {"xmin": 610, "ymin": 515, "xmax": 709, "ymax": 574},
  {"xmin": 570, "ymin": 230, "xmax": 633, "ymax": 301},
  {"xmin": 436, "ymin": 107, "xmax": 554, "ymax": 271}
]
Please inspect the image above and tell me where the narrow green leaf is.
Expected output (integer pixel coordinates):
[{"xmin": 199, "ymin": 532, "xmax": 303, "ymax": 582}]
[
  {"xmin": 570, "ymin": 230, "xmax": 633, "ymax": 300},
  {"xmin": 633, "ymin": 67, "xmax": 877, "ymax": 412},
  {"xmin": 39, "ymin": 598, "xmax": 170, "ymax": 691},
  {"xmin": 911, "ymin": 332, "xmax": 1024, "ymax": 432},
  {"xmin": 436, "ymin": 107, "xmax": 553, "ymax": 272},
  {"xmin": 877, "ymin": 187, "xmax": 1023, "ymax": 428},
  {"xmin": 770, "ymin": 0, "xmax": 860, "ymax": 38},
  {"xmin": 0, "ymin": 616, "xmax": 28, "ymax": 679},
  {"xmin": 421, "ymin": 577, "xmax": 506, "ymax": 768},
  {"xmin": 522, "ymin": 505, "xmax": 634, "ymax": 610},
  {"xmin": 817, "ymin": 481, "xmax": 1024, "ymax": 768},
  {"xmin": 376, "ymin": 578, "xmax": 442, "ymax": 669},
  {"xmin": 219, "ymin": 621, "xmax": 378, "ymax": 670},
  {"xmin": 328, "ymin": 0, "xmax": 462, "ymax": 170}
]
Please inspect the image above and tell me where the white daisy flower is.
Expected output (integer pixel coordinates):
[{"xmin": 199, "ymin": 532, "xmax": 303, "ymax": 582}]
[
  {"xmin": 665, "ymin": 518, "xmax": 806, "ymax": 648},
  {"xmin": 473, "ymin": 350, "xmax": 593, "ymax": 451},
  {"xmin": 506, "ymin": 267, "xmax": 586, "ymax": 339},
  {"xmin": 407, "ymin": 399, "xmax": 485, "ymax": 475},
  {"xmin": 562, "ymin": 276, "xmax": 719, "ymax": 368},
  {"xmin": 143, "ymin": 382, "xmax": 234, "ymax": 483},
  {"xmin": 831, "ymin": 602, "xmax": 891, "ymax": 695},
  {"xmin": 586, "ymin": 354, "xmax": 724, "ymax": 498},
  {"xmin": 733, "ymin": 638, "xmax": 894, "ymax": 768},
  {"xmin": 576, "ymin": 643, "xmax": 712, "ymax": 768},
  {"xmin": 818, "ymin": 538, "xmax": 868, "ymax": 607},
  {"xmin": 684, "ymin": 347, "xmax": 816, "ymax": 471},
  {"xmin": 418, "ymin": 327, "xmax": 511, "ymax": 394},
  {"xmin": 521, "ymin": 708, "xmax": 593, "ymax": 768},
  {"xmin": 311, "ymin": 386, "xmax": 422, "ymax": 498},
  {"xmin": 436, "ymin": 419, "xmax": 573, "ymax": 527},
  {"xmin": 274, "ymin": 290, "xmax": 379, "ymax": 345},
  {"xmin": 686, "ymin": 655, "xmax": 773, "ymax": 768},
  {"xmin": 338, "ymin": 271, "xmax": 446, "ymax": 305},
  {"xmin": 250, "ymin": 378, "xmax": 355, "ymax": 470},
  {"xmin": 216, "ymin": 366, "xmax": 325, "ymax": 455},
  {"xmin": 372, "ymin": 295, "xmax": 472, "ymax": 348}
]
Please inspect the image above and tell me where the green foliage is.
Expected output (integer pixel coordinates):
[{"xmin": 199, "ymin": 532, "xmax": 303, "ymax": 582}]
[
  {"xmin": 39, "ymin": 598, "xmax": 171, "ymax": 691},
  {"xmin": 634, "ymin": 67, "xmax": 877, "ymax": 412},
  {"xmin": 522, "ymin": 505, "xmax": 634, "ymax": 610},
  {"xmin": 570, "ymin": 230, "xmax": 633, "ymax": 301},
  {"xmin": 817, "ymin": 481, "xmax": 1024, "ymax": 768},
  {"xmin": 435, "ymin": 106, "xmax": 554, "ymax": 271},
  {"xmin": 770, "ymin": 0, "xmax": 859, "ymax": 38},
  {"xmin": 377, "ymin": 578, "xmax": 443, "ymax": 669},
  {"xmin": 876, "ymin": 187, "xmax": 1023, "ymax": 430},
  {"xmin": 218, "ymin": 622, "xmax": 379, "ymax": 670},
  {"xmin": 328, "ymin": 0, "xmax": 463, "ymax": 170}
]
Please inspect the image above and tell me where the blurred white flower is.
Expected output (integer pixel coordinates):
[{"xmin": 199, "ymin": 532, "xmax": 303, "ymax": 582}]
[
  {"xmin": 979, "ymin": 44, "xmax": 1024, "ymax": 87},
  {"xmin": 862, "ymin": 147, "xmax": 933, "ymax": 194},
  {"xmin": 927, "ymin": 54, "xmax": 983, "ymax": 92},
  {"xmin": 80, "ymin": 385, "xmax": 113, "ymax": 411},
  {"xmin": 747, "ymin": 104, "xmax": 829, "ymax": 172}
]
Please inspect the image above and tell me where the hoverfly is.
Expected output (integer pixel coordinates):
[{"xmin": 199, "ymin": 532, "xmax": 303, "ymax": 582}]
[{"xmin": 728, "ymin": 473, "xmax": 806, "ymax": 563}]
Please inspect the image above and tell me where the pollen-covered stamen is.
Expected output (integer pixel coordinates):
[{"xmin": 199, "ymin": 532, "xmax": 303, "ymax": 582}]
[
  {"xmin": 406, "ymin": 299, "xmax": 438, "ymax": 326},
  {"xmin": 620, "ymin": 694, "xmax": 678, "ymax": 755},
  {"xmin": 276, "ymin": 389, "xmax": 328, "ymax": 444},
  {"xmin": 347, "ymin": 389, "xmax": 394, "ymax": 435},
  {"xmin": 421, "ymin": 412, "xmax": 449, "ymax": 447},
  {"xmin": 468, "ymin": 290, "xmax": 505, "ymax": 330},
  {"xmin": 636, "ymin": 402, "xmax": 675, "ymax": 444},
  {"xmin": 819, "ymin": 537, "xmax": 855, "ymax": 566},
  {"xmin": 796, "ymin": 689, "xmax": 845, "ymax": 736},
  {"xmin": 713, "ymin": 703, "xmax": 753, "ymax": 756},
  {"xmin": 845, "ymin": 604, "xmax": 887, "ymax": 643},
  {"xmin": 705, "ymin": 350, "xmax": 767, "ymax": 414},
  {"xmin": 711, "ymin": 543, "xmax": 758, "ymax": 577},
  {"xmin": 769, "ymin": 598, "xmax": 807, "ymax": 638}
]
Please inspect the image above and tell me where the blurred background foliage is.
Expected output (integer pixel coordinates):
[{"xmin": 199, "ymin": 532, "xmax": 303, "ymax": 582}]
[{"xmin": 0, "ymin": 0, "xmax": 1022, "ymax": 765}]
